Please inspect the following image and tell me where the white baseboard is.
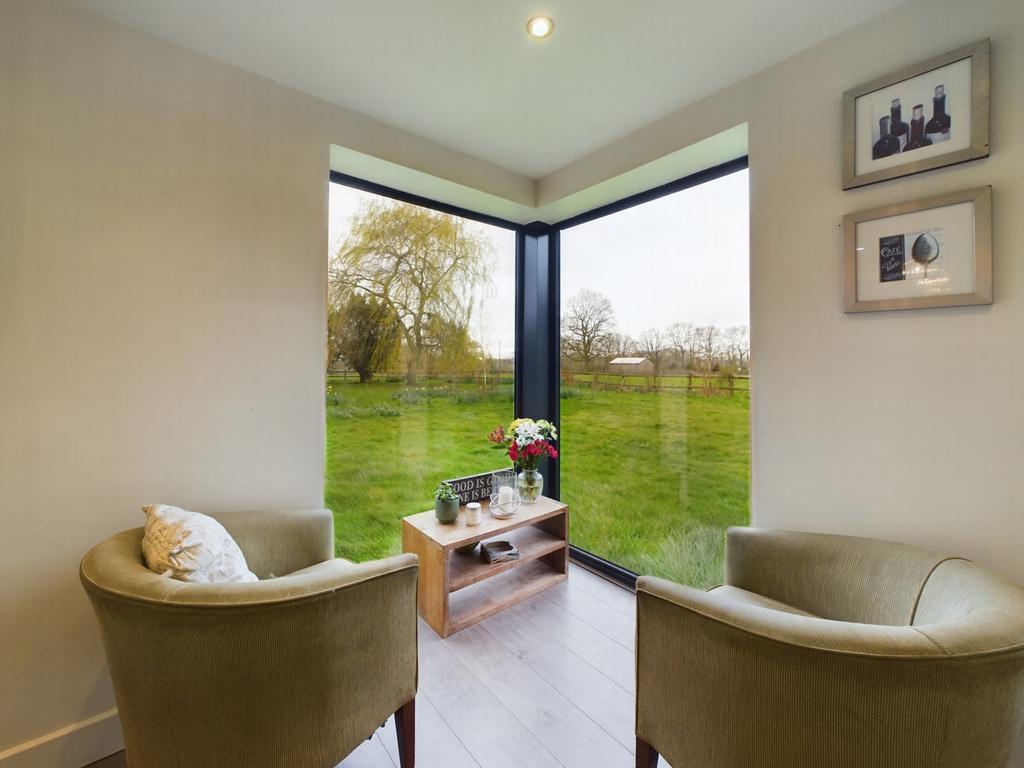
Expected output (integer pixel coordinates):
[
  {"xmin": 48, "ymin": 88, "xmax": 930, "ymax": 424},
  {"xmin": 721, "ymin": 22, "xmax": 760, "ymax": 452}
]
[{"xmin": 0, "ymin": 709, "xmax": 122, "ymax": 768}]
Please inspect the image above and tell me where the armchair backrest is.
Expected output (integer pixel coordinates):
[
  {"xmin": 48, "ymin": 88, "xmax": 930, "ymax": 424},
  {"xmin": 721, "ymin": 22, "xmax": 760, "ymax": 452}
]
[
  {"xmin": 208, "ymin": 509, "xmax": 334, "ymax": 579},
  {"xmin": 724, "ymin": 527, "xmax": 952, "ymax": 625}
]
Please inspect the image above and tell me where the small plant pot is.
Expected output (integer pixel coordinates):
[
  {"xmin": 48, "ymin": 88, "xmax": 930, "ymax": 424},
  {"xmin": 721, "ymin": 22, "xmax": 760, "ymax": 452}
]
[{"xmin": 434, "ymin": 498, "xmax": 460, "ymax": 524}]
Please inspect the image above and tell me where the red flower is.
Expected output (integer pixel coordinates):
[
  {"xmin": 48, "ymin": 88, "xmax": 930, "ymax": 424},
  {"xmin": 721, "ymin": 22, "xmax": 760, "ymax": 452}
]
[
  {"xmin": 509, "ymin": 442, "xmax": 519, "ymax": 461},
  {"xmin": 548, "ymin": 446, "xmax": 559, "ymax": 459}
]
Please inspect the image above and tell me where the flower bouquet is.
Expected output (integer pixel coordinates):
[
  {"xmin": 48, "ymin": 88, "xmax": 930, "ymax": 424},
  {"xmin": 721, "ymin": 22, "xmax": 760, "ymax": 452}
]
[{"xmin": 488, "ymin": 418, "xmax": 558, "ymax": 503}]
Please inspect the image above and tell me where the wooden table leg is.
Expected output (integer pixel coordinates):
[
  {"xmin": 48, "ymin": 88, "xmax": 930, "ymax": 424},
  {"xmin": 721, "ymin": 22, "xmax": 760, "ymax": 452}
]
[{"xmin": 402, "ymin": 524, "xmax": 448, "ymax": 636}]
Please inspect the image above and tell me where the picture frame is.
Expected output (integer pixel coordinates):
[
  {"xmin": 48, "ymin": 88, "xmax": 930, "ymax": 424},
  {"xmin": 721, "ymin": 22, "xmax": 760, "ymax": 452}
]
[
  {"xmin": 843, "ymin": 186, "xmax": 991, "ymax": 313},
  {"xmin": 842, "ymin": 39, "xmax": 989, "ymax": 190}
]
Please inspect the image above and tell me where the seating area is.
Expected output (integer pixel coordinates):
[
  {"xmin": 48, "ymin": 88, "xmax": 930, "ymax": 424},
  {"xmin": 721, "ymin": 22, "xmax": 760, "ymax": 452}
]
[{"xmin": 4, "ymin": 1, "xmax": 1024, "ymax": 767}]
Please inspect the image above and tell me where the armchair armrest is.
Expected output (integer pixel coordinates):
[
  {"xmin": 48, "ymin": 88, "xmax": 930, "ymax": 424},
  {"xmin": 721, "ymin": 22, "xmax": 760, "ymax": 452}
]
[{"xmin": 635, "ymin": 576, "xmax": 1022, "ymax": 768}]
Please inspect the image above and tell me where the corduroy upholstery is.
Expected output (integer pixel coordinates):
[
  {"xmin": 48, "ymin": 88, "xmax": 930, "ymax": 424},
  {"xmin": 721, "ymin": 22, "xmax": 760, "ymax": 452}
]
[
  {"xmin": 636, "ymin": 527, "xmax": 1024, "ymax": 768},
  {"xmin": 81, "ymin": 509, "xmax": 418, "ymax": 768}
]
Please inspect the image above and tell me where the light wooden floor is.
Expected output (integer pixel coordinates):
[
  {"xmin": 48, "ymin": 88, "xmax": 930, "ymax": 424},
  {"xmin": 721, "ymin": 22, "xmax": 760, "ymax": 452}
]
[{"xmin": 88, "ymin": 564, "xmax": 650, "ymax": 768}]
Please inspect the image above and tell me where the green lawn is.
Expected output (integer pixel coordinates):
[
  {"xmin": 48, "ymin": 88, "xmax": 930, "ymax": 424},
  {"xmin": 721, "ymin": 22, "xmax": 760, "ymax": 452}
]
[{"xmin": 325, "ymin": 376, "xmax": 749, "ymax": 587}]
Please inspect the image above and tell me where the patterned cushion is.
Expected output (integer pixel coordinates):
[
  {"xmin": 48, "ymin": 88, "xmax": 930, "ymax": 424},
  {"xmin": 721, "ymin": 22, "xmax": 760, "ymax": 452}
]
[{"xmin": 141, "ymin": 504, "xmax": 257, "ymax": 583}]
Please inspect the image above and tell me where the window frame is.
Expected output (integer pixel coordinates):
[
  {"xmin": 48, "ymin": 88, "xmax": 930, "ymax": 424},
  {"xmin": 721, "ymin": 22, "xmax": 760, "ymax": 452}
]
[{"xmin": 329, "ymin": 155, "xmax": 749, "ymax": 588}]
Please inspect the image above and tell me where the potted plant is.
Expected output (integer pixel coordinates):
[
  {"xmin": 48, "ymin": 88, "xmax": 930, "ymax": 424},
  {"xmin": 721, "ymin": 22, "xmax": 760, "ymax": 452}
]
[
  {"xmin": 488, "ymin": 418, "xmax": 558, "ymax": 503},
  {"xmin": 434, "ymin": 481, "xmax": 460, "ymax": 524}
]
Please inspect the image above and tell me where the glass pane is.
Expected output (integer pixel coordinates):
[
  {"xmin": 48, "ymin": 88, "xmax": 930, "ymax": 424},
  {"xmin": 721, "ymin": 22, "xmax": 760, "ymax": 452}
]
[
  {"xmin": 559, "ymin": 169, "xmax": 750, "ymax": 587},
  {"xmin": 327, "ymin": 183, "xmax": 516, "ymax": 561}
]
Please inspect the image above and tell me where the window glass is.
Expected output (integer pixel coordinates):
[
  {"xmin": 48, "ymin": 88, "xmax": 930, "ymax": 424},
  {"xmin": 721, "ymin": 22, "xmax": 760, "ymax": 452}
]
[
  {"xmin": 327, "ymin": 183, "xmax": 516, "ymax": 560},
  {"xmin": 559, "ymin": 169, "xmax": 750, "ymax": 586}
]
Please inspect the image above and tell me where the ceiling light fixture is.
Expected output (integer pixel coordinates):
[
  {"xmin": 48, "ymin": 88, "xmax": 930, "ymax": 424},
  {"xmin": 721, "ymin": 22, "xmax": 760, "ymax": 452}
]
[{"xmin": 526, "ymin": 16, "xmax": 554, "ymax": 40}]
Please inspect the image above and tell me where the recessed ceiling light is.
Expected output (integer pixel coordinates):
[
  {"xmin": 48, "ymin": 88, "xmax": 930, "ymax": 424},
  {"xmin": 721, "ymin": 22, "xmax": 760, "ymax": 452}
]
[{"xmin": 527, "ymin": 16, "xmax": 554, "ymax": 39}]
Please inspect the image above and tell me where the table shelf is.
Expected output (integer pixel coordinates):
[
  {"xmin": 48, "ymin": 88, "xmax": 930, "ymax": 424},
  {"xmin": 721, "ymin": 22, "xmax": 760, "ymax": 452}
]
[
  {"xmin": 448, "ymin": 525, "xmax": 566, "ymax": 592},
  {"xmin": 448, "ymin": 559, "xmax": 566, "ymax": 636}
]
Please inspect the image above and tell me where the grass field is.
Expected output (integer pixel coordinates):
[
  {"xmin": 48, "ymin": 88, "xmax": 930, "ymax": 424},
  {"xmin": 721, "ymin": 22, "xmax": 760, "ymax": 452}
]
[{"xmin": 325, "ymin": 376, "xmax": 750, "ymax": 587}]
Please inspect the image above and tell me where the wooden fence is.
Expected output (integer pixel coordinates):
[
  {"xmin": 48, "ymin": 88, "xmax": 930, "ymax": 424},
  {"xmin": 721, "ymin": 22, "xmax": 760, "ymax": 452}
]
[
  {"xmin": 327, "ymin": 368, "xmax": 748, "ymax": 396},
  {"xmin": 561, "ymin": 371, "xmax": 750, "ymax": 395}
]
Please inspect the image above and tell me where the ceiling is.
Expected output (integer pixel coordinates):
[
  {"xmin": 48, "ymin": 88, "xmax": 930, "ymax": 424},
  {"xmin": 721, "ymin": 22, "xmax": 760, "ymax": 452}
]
[{"xmin": 71, "ymin": 0, "xmax": 906, "ymax": 179}]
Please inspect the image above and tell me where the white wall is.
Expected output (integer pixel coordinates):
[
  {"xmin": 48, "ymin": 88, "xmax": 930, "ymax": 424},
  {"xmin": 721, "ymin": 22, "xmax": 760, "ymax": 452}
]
[
  {"xmin": 546, "ymin": 0, "xmax": 1024, "ymax": 585},
  {"xmin": 2, "ymin": 0, "xmax": 1023, "ymax": 764},
  {"xmin": 0, "ymin": 1, "xmax": 532, "ymax": 765}
]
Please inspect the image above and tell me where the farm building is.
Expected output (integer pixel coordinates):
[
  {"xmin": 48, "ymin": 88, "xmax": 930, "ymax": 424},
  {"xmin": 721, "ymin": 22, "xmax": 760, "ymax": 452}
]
[{"xmin": 608, "ymin": 357, "xmax": 654, "ymax": 375}]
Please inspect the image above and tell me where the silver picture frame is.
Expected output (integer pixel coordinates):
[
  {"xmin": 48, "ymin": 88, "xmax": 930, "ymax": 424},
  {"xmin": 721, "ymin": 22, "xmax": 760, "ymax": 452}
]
[
  {"xmin": 842, "ymin": 39, "xmax": 990, "ymax": 190},
  {"xmin": 843, "ymin": 186, "xmax": 992, "ymax": 313}
]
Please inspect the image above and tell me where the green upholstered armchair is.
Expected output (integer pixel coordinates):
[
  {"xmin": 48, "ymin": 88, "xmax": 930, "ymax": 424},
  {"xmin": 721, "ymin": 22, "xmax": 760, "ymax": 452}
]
[
  {"xmin": 635, "ymin": 527, "xmax": 1024, "ymax": 768},
  {"xmin": 80, "ymin": 509, "xmax": 418, "ymax": 768}
]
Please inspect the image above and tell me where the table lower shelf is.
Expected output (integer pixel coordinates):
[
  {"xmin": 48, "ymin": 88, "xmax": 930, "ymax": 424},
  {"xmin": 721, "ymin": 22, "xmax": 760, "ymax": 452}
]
[
  {"xmin": 448, "ymin": 525, "xmax": 566, "ymax": 592},
  {"xmin": 446, "ymin": 558, "xmax": 566, "ymax": 636}
]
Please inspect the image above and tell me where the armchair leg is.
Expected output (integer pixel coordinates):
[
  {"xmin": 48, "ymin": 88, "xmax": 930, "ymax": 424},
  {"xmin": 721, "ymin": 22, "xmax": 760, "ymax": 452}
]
[
  {"xmin": 394, "ymin": 699, "xmax": 415, "ymax": 768},
  {"xmin": 636, "ymin": 736, "xmax": 658, "ymax": 768}
]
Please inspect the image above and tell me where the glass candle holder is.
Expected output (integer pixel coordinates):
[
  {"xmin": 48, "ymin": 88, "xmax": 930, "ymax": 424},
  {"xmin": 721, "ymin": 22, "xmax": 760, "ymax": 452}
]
[{"xmin": 466, "ymin": 502, "xmax": 482, "ymax": 526}]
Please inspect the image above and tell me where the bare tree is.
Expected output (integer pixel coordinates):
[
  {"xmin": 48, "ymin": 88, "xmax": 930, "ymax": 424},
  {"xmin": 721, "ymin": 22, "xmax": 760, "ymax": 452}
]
[
  {"xmin": 691, "ymin": 325, "xmax": 720, "ymax": 379},
  {"xmin": 637, "ymin": 328, "xmax": 666, "ymax": 380},
  {"xmin": 666, "ymin": 321, "xmax": 694, "ymax": 371},
  {"xmin": 561, "ymin": 289, "xmax": 616, "ymax": 371},
  {"xmin": 331, "ymin": 199, "xmax": 493, "ymax": 384},
  {"xmin": 608, "ymin": 332, "xmax": 636, "ymax": 359},
  {"xmin": 723, "ymin": 325, "xmax": 750, "ymax": 372}
]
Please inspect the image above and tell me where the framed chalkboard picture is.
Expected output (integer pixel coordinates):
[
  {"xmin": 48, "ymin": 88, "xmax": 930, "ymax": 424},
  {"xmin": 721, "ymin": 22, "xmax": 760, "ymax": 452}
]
[
  {"xmin": 842, "ymin": 39, "xmax": 990, "ymax": 190},
  {"xmin": 843, "ymin": 186, "xmax": 991, "ymax": 313}
]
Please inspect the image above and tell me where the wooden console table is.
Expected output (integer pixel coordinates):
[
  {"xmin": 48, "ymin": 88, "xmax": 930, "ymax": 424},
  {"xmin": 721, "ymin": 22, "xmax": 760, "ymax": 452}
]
[{"xmin": 401, "ymin": 496, "xmax": 568, "ymax": 638}]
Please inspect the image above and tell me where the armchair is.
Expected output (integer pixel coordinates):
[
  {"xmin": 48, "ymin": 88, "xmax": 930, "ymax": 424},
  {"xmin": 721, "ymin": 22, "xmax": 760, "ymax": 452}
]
[
  {"xmin": 81, "ymin": 509, "xmax": 418, "ymax": 768},
  {"xmin": 636, "ymin": 527, "xmax": 1024, "ymax": 768}
]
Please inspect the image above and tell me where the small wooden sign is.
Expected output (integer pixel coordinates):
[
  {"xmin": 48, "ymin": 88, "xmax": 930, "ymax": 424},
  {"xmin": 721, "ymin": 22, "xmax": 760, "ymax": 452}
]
[{"xmin": 444, "ymin": 470, "xmax": 504, "ymax": 504}]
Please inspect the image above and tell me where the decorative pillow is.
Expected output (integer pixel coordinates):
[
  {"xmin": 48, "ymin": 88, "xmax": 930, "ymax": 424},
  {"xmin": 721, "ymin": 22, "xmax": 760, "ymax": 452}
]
[{"xmin": 141, "ymin": 504, "xmax": 258, "ymax": 583}]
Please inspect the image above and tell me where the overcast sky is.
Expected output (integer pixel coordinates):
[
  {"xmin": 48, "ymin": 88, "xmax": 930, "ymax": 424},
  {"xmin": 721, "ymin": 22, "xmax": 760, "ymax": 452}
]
[{"xmin": 329, "ymin": 169, "xmax": 748, "ymax": 357}]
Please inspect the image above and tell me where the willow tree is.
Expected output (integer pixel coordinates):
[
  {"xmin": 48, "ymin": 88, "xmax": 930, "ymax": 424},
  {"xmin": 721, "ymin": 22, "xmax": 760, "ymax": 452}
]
[{"xmin": 331, "ymin": 200, "xmax": 493, "ymax": 384}]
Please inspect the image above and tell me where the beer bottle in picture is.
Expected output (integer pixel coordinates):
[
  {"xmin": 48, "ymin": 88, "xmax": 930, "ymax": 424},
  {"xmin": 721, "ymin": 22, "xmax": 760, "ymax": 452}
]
[
  {"xmin": 904, "ymin": 104, "xmax": 933, "ymax": 151},
  {"xmin": 890, "ymin": 98, "xmax": 910, "ymax": 150},
  {"xmin": 925, "ymin": 84, "xmax": 951, "ymax": 142},
  {"xmin": 872, "ymin": 115, "xmax": 901, "ymax": 159}
]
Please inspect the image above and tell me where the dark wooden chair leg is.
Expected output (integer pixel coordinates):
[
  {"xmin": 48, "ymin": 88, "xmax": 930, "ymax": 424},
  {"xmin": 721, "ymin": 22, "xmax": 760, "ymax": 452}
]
[
  {"xmin": 636, "ymin": 736, "xmax": 658, "ymax": 768},
  {"xmin": 394, "ymin": 698, "xmax": 415, "ymax": 768}
]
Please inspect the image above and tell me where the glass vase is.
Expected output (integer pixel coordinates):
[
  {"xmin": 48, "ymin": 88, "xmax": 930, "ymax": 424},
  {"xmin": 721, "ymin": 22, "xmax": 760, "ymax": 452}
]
[{"xmin": 517, "ymin": 469, "xmax": 543, "ymax": 504}]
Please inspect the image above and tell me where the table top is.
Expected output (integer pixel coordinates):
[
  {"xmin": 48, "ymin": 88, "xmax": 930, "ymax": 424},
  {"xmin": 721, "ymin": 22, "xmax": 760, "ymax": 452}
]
[{"xmin": 402, "ymin": 495, "xmax": 567, "ymax": 550}]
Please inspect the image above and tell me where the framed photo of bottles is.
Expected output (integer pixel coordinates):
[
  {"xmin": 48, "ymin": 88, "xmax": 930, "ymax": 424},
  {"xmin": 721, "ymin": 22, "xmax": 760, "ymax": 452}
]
[
  {"xmin": 842, "ymin": 39, "xmax": 989, "ymax": 190},
  {"xmin": 843, "ymin": 186, "xmax": 991, "ymax": 313}
]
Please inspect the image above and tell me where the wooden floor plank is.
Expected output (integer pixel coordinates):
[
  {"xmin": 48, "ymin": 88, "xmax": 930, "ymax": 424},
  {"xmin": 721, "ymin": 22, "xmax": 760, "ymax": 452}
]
[
  {"xmin": 540, "ymin": 580, "xmax": 636, "ymax": 650},
  {"xmin": 336, "ymin": 732, "xmax": 396, "ymax": 768},
  {"xmin": 482, "ymin": 606, "xmax": 637, "ymax": 753},
  {"xmin": 511, "ymin": 591, "xmax": 636, "ymax": 693},
  {"xmin": 442, "ymin": 623, "xmax": 634, "ymax": 768},
  {"xmin": 378, "ymin": 691, "xmax": 480, "ymax": 768},
  {"xmin": 416, "ymin": 619, "xmax": 563, "ymax": 768},
  {"xmin": 569, "ymin": 565, "xmax": 637, "ymax": 616}
]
